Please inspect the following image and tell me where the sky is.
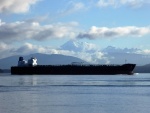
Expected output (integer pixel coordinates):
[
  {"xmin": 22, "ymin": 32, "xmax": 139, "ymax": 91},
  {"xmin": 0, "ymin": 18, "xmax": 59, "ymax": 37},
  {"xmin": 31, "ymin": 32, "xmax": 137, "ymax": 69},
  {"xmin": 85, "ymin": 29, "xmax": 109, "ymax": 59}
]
[{"xmin": 0, "ymin": 0, "xmax": 150, "ymax": 62}]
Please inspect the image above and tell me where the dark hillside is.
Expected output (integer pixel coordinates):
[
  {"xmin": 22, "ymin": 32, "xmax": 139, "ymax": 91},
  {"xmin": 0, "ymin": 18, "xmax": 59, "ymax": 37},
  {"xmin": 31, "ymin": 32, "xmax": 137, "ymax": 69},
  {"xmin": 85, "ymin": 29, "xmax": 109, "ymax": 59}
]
[{"xmin": 134, "ymin": 64, "xmax": 150, "ymax": 73}]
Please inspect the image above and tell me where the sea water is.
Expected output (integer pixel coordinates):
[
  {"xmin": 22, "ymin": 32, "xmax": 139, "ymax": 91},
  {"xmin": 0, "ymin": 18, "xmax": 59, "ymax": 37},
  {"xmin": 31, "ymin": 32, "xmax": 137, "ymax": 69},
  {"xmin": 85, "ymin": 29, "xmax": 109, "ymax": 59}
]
[{"xmin": 0, "ymin": 73, "xmax": 150, "ymax": 113}]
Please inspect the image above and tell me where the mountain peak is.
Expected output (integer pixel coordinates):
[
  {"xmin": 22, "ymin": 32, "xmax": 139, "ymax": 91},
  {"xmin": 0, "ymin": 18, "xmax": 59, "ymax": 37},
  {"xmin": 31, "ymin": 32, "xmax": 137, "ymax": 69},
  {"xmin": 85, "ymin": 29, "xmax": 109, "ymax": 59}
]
[{"xmin": 60, "ymin": 40, "xmax": 98, "ymax": 52}]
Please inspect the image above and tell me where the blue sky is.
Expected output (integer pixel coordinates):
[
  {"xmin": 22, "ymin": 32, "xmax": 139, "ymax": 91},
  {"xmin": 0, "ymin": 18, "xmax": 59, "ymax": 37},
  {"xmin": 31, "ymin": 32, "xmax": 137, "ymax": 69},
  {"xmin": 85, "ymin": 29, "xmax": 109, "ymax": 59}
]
[{"xmin": 0, "ymin": 0, "xmax": 150, "ymax": 60}]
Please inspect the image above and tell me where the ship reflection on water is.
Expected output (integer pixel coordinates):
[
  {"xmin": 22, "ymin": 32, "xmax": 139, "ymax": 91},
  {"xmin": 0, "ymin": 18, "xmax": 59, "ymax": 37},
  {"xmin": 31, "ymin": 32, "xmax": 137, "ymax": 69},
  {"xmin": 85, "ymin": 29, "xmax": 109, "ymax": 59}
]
[{"xmin": 8, "ymin": 74, "xmax": 150, "ymax": 87}]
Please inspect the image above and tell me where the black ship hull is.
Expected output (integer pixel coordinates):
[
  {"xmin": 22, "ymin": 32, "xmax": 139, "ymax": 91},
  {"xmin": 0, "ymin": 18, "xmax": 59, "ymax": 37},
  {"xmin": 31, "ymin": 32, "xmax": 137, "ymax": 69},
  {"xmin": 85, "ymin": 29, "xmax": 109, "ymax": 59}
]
[{"xmin": 11, "ymin": 64, "xmax": 136, "ymax": 75}]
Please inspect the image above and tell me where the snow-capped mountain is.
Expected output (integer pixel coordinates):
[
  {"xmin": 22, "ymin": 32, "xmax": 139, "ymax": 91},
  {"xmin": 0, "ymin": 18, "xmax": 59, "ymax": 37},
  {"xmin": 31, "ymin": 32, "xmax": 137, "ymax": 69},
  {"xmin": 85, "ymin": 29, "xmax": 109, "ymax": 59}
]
[
  {"xmin": 61, "ymin": 40, "xmax": 141, "ymax": 54},
  {"xmin": 60, "ymin": 40, "xmax": 150, "ymax": 65},
  {"xmin": 60, "ymin": 40, "xmax": 98, "ymax": 52}
]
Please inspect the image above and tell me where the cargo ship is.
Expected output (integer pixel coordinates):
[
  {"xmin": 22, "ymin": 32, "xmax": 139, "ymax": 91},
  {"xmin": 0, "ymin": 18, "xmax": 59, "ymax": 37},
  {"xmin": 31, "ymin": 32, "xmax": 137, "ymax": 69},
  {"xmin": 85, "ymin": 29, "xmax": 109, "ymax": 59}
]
[{"xmin": 11, "ymin": 57, "xmax": 136, "ymax": 75}]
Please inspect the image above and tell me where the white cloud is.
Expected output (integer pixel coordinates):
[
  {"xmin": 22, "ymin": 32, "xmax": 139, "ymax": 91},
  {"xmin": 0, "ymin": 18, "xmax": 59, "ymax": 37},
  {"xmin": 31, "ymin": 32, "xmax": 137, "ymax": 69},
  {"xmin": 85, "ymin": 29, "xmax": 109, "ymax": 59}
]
[
  {"xmin": 15, "ymin": 43, "xmax": 43, "ymax": 55},
  {"xmin": 0, "ymin": 42, "xmax": 14, "ymax": 58},
  {"xmin": 1, "ymin": 19, "xmax": 150, "ymax": 43},
  {"xmin": 0, "ymin": 0, "xmax": 38, "ymax": 14},
  {"xmin": 97, "ymin": 0, "xmax": 117, "ymax": 8},
  {"xmin": 77, "ymin": 26, "xmax": 150, "ymax": 39},
  {"xmin": 102, "ymin": 46, "xmax": 140, "ymax": 53},
  {"xmin": 59, "ymin": 2, "xmax": 86, "ymax": 16},
  {"xmin": 69, "ymin": 2, "xmax": 85, "ymax": 13},
  {"xmin": 2, "ymin": 41, "xmax": 150, "ymax": 66},
  {"xmin": 0, "ymin": 42, "xmax": 49, "ymax": 59},
  {"xmin": 97, "ymin": 0, "xmax": 150, "ymax": 8},
  {"xmin": 0, "ymin": 42, "xmax": 108, "ymax": 64},
  {"xmin": 136, "ymin": 49, "xmax": 150, "ymax": 55},
  {"xmin": 0, "ymin": 42, "xmax": 8, "ymax": 50},
  {"xmin": 0, "ymin": 20, "xmax": 78, "ymax": 43},
  {"xmin": 2, "ymin": 41, "xmax": 150, "ymax": 65}
]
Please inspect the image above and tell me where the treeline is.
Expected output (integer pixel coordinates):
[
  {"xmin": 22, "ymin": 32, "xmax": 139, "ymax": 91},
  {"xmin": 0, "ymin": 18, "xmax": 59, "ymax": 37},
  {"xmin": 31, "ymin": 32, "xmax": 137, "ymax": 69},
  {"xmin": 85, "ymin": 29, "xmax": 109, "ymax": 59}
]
[
  {"xmin": 0, "ymin": 69, "xmax": 2, "ymax": 73},
  {"xmin": 0, "ymin": 69, "xmax": 10, "ymax": 73}
]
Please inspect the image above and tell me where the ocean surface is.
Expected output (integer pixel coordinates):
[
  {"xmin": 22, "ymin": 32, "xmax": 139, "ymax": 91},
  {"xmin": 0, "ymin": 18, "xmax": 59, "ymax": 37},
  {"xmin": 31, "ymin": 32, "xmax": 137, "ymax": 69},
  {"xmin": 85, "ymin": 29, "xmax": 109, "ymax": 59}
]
[{"xmin": 0, "ymin": 73, "xmax": 150, "ymax": 113}]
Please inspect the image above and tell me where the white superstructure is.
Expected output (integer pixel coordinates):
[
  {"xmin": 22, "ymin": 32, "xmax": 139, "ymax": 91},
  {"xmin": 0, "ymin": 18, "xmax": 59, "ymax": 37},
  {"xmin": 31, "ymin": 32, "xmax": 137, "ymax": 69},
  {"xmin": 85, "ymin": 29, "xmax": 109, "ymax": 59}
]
[
  {"xmin": 28, "ymin": 57, "xmax": 37, "ymax": 66},
  {"xmin": 18, "ymin": 57, "xmax": 37, "ymax": 67},
  {"xmin": 18, "ymin": 57, "xmax": 27, "ymax": 67}
]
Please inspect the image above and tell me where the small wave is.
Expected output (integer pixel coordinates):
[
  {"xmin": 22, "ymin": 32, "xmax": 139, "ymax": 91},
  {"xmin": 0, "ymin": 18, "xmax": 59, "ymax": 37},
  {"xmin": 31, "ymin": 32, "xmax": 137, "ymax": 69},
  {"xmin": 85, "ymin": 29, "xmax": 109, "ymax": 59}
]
[
  {"xmin": 44, "ymin": 84, "xmax": 150, "ymax": 87},
  {"xmin": 0, "ymin": 84, "xmax": 149, "ymax": 88}
]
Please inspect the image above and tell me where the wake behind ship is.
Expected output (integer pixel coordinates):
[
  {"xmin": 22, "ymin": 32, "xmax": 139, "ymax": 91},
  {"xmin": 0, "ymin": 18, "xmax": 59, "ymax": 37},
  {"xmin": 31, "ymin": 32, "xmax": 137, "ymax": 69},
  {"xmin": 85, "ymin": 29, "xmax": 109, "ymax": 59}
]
[{"xmin": 11, "ymin": 57, "xmax": 136, "ymax": 75}]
